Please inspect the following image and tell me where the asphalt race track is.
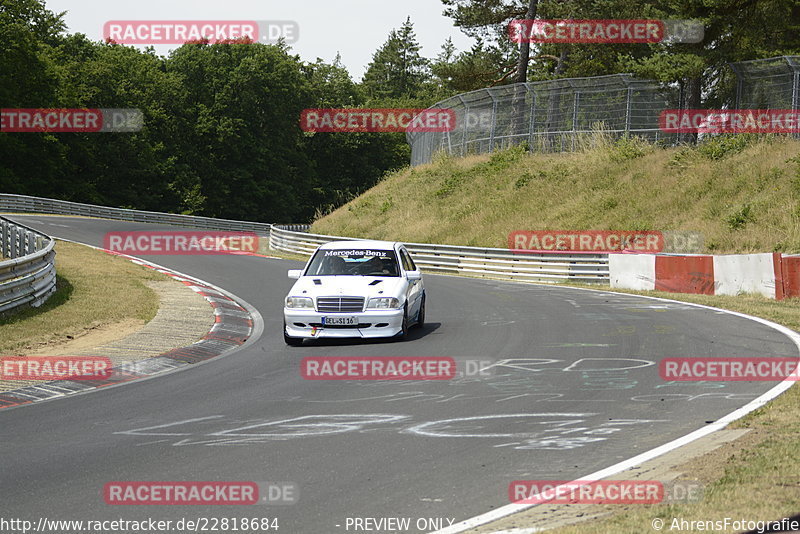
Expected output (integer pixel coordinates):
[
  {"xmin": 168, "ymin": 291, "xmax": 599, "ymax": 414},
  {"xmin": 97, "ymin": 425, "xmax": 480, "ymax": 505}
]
[{"xmin": 2, "ymin": 214, "xmax": 798, "ymax": 533}]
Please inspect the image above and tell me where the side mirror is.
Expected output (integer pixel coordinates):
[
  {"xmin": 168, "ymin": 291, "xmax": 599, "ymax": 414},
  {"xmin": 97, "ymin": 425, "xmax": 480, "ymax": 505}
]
[
  {"xmin": 288, "ymin": 269, "xmax": 302, "ymax": 279},
  {"xmin": 406, "ymin": 270, "xmax": 421, "ymax": 281}
]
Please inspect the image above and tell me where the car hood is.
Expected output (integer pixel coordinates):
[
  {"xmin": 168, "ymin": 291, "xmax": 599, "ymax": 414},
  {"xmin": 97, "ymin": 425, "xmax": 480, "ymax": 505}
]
[{"xmin": 288, "ymin": 276, "xmax": 407, "ymax": 300}]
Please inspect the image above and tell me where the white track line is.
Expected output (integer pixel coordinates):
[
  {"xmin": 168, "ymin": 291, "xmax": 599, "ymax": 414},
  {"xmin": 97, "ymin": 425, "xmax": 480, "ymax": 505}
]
[{"xmin": 431, "ymin": 284, "xmax": 800, "ymax": 534}]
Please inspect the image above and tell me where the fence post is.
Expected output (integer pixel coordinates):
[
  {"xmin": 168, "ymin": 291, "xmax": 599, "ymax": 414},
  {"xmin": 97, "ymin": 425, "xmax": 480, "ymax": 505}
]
[
  {"xmin": 792, "ymin": 69, "xmax": 800, "ymax": 139},
  {"xmin": 458, "ymin": 95, "xmax": 468, "ymax": 157},
  {"xmin": 444, "ymin": 108, "xmax": 453, "ymax": 155},
  {"xmin": 571, "ymin": 91, "xmax": 580, "ymax": 151},
  {"xmin": 677, "ymin": 82, "xmax": 686, "ymax": 145},
  {"xmin": 729, "ymin": 61, "xmax": 743, "ymax": 110},
  {"xmin": 488, "ymin": 89, "xmax": 498, "ymax": 152},
  {"xmin": 527, "ymin": 85, "xmax": 537, "ymax": 152},
  {"xmin": 625, "ymin": 87, "xmax": 633, "ymax": 134}
]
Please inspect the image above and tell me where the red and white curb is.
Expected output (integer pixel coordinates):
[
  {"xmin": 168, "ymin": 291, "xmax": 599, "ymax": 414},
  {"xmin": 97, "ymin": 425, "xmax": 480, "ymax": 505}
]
[{"xmin": 0, "ymin": 242, "xmax": 262, "ymax": 410}]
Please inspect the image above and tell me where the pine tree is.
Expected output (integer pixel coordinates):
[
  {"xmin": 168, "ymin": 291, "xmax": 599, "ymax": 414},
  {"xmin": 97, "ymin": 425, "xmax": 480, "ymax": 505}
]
[{"xmin": 362, "ymin": 17, "xmax": 430, "ymax": 99}]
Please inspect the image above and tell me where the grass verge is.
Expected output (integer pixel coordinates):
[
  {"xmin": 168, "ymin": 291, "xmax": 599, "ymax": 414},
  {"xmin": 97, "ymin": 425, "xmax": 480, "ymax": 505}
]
[
  {"xmin": 312, "ymin": 135, "xmax": 800, "ymax": 254},
  {"xmin": 0, "ymin": 240, "xmax": 166, "ymax": 354},
  {"xmin": 531, "ymin": 284, "xmax": 800, "ymax": 533}
]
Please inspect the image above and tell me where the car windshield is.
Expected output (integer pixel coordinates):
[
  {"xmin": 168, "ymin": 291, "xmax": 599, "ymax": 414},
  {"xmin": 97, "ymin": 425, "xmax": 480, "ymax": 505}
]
[{"xmin": 305, "ymin": 248, "xmax": 399, "ymax": 276}]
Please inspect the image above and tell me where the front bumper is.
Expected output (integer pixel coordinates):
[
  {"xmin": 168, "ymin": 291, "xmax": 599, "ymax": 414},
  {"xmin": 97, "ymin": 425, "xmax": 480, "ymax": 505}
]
[{"xmin": 284, "ymin": 308, "xmax": 404, "ymax": 339}]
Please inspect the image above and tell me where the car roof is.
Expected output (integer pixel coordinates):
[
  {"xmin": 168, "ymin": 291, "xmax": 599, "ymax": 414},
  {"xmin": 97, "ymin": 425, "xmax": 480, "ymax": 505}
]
[{"xmin": 318, "ymin": 240, "xmax": 401, "ymax": 251}]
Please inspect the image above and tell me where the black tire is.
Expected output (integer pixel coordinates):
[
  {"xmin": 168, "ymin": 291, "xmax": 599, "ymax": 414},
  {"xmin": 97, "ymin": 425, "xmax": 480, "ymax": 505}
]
[
  {"xmin": 415, "ymin": 295, "xmax": 426, "ymax": 329},
  {"xmin": 397, "ymin": 305, "xmax": 409, "ymax": 340},
  {"xmin": 284, "ymin": 321, "xmax": 303, "ymax": 346}
]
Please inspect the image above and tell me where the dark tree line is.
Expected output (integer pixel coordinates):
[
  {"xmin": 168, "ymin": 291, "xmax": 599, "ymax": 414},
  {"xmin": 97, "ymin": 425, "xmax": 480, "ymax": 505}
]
[
  {"xmin": 1, "ymin": 1, "xmax": 416, "ymax": 223},
  {"xmin": 2, "ymin": 0, "xmax": 799, "ymax": 222}
]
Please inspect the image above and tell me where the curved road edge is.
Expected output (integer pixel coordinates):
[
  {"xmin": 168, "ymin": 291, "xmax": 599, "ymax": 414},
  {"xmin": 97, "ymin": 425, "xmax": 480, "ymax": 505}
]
[
  {"xmin": 0, "ymin": 237, "xmax": 265, "ymax": 411},
  {"xmin": 433, "ymin": 286, "xmax": 800, "ymax": 534}
]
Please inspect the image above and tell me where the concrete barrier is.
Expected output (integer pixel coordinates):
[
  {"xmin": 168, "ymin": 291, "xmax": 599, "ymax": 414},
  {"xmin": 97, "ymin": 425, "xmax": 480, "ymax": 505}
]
[
  {"xmin": 609, "ymin": 254, "xmax": 655, "ymax": 290},
  {"xmin": 780, "ymin": 256, "xmax": 800, "ymax": 298},
  {"xmin": 610, "ymin": 252, "xmax": 800, "ymax": 300},
  {"xmin": 713, "ymin": 253, "xmax": 778, "ymax": 298},
  {"xmin": 654, "ymin": 255, "xmax": 715, "ymax": 294}
]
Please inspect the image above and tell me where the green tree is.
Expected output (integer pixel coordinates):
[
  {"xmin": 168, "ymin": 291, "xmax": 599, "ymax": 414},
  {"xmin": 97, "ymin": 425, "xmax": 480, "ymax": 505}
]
[
  {"xmin": 0, "ymin": 0, "xmax": 66, "ymax": 196},
  {"xmin": 362, "ymin": 17, "xmax": 430, "ymax": 99},
  {"xmin": 168, "ymin": 41, "xmax": 315, "ymax": 222},
  {"xmin": 303, "ymin": 56, "xmax": 409, "ymax": 219}
]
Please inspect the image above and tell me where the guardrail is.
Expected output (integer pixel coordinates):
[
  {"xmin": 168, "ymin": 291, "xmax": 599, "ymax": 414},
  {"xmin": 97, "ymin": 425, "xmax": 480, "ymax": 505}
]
[
  {"xmin": 0, "ymin": 194, "xmax": 607, "ymax": 287},
  {"xmin": 0, "ymin": 194, "xmax": 273, "ymax": 234},
  {"xmin": 270, "ymin": 226, "xmax": 609, "ymax": 283},
  {"xmin": 0, "ymin": 216, "xmax": 57, "ymax": 314}
]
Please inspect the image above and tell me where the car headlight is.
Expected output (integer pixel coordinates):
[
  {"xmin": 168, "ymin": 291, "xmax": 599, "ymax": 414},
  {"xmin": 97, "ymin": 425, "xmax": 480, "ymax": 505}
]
[
  {"xmin": 366, "ymin": 297, "xmax": 401, "ymax": 309},
  {"xmin": 285, "ymin": 296, "xmax": 314, "ymax": 309}
]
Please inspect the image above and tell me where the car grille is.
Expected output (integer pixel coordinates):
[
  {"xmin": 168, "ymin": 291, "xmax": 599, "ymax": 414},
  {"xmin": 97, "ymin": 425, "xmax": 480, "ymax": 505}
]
[{"xmin": 316, "ymin": 296, "xmax": 365, "ymax": 313}]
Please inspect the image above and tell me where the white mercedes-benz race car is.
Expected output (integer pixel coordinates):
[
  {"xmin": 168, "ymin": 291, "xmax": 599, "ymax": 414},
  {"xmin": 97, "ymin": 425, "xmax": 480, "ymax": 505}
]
[{"xmin": 283, "ymin": 240, "xmax": 426, "ymax": 345}]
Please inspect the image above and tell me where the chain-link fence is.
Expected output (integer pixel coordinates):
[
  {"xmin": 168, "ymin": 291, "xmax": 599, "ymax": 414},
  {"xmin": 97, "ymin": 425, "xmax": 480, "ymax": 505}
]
[
  {"xmin": 731, "ymin": 56, "xmax": 800, "ymax": 118},
  {"xmin": 408, "ymin": 56, "xmax": 800, "ymax": 166},
  {"xmin": 408, "ymin": 74, "xmax": 682, "ymax": 166}
]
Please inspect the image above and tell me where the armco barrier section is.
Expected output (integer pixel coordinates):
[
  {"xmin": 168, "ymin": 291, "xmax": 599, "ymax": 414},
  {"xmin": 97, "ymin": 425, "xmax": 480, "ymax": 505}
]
[
  {"xmin": 0, "ymin": 194, "xmax": 273, "ymax": 234},
  {"xmin": 269, "ymin": 226, "xmax": 609, "ymax": 283},
  {"xmin": 0, "ymin": 216, "xmax": 57, "ymax": 313},
  {"xmin": 781, "ymin": 255, "xmax": 800, "ymax": 298},
  {"xmin": 655, "ymin": 255, "xmax": 715, "ymax": 295},
  {"xmin": 713, "ymin": 253, "xmax": 779, "ymax": 298},
  {"xmin": 610, "ymin": 252, "xmax": 800, "ymax": 300}
]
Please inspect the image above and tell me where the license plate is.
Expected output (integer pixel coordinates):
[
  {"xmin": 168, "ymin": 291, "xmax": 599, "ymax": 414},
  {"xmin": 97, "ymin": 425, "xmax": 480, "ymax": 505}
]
[{"xmin": 323, "ymin": 316, "xmax": 359, "ymax": 326}]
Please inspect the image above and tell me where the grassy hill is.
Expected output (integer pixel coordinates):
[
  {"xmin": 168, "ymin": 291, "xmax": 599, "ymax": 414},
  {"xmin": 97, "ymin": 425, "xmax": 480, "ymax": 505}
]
[{"xmin": 311, "ymin": 134, "xmax": 800, "ymax": 254}]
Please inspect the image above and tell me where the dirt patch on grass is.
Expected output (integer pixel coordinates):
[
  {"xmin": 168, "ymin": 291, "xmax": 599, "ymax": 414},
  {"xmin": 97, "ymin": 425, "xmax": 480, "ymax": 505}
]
[
  {"xmin": 25, "ymin": 318, "xmax": 146, "ymax": 356},
  {"xmin": 0, "ymin": 240, "xmax": 166, "ymax": 355}
]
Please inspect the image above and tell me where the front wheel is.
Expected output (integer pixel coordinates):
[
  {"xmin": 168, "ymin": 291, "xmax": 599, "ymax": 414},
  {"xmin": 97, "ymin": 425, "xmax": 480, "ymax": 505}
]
[
  {"xmin": 284, "ymin": 321, "xmax": 303, "ymax": 346},
  {"xmin": 397, "ymin": 305, "xmax": 409, "ymax": 340},
  {"xmin": 415, "ymin": 295, "xmax": 426, "ymax": 329}
]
